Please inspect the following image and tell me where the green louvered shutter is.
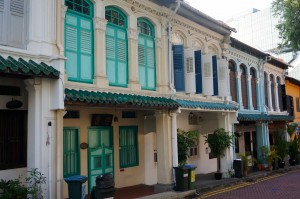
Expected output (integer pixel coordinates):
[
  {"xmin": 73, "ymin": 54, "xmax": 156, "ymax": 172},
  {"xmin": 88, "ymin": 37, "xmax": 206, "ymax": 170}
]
[
  {"xmin": 65, "ymin": 12, "xmax": 93, "ymax": 83},
  {"xmin": 138, "ymin": 36, "xmax": 156, "ymax": 90},
  {"xmin": 119, "ymin": 126, "xmax": 138, "ymax": 168},
  {"xmin": 63, "ymin": 128, "xmax": 80, "ymax": 177},
  {"xmin": 106, "ymin": 26, "xmax": 128, "ymax": 87}
]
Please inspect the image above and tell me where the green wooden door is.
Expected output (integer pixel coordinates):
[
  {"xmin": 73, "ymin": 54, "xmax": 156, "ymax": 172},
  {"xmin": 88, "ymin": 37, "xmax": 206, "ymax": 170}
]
[{"xmin": 88, "ymin": 127, "xmax": 113, "ymax": 192}]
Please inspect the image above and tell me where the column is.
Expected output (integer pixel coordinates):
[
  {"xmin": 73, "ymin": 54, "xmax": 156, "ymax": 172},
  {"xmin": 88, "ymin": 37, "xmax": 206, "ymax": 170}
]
[
  {"xmin": 256, "ymin": 77, "xmax": 264, "ymax": 112},
  {"xmin": 218, "ymin": 112, "xmax": 234, "ymax": 175},
  {"xmin": 247, "ymin": 74, "xmax": 254, "ymax": 110},
  {"xmin": 267, "ymin": 81, "xmax": 273, "ymax": 111},
  {"xmin": 155, "ymin": 111, "xmax": 173, "ymax": 193},
  {"xmin": 256, "ymin": 122, "xmax": 270, "ymax": 163},
  {"xmin": 127, "ymin": 28, "xmax": 141, "ymax": 91},
  {"xmin": 274, "ymin": 82, "xmax": 280, "ymax": 112},
  {"xmin": 56, "ymin": 110, "xmax": 65, "ymax": 199},
  {"xmin": 25, "ymin": 79, "xmax": 42, "ymax": 170},
  {"xmin": 170, "ymin": 110, "xmax": 180, "ymax": 167},
  {"xmin": 236, "ymin": 72, "xmax": 243, "ymax": 109},
  {"xmin": 94, "ymin": 17, "xmax": 109, "ymax": 88}
]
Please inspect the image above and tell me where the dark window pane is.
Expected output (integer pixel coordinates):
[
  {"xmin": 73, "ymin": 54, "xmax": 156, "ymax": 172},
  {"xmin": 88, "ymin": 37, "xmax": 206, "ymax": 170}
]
[
  {"xmin": 95, "ymin": 156, "xmax": 101, "ymax": 168},
  {"xmin": 74, "ymin": 4, "xmax": 81, "ymax": 12},
  {"xmin": 66, "ymin": 1, "xmax": 73, "ymax": 9},
  {"xmin": 83, "ymin": 7, "xmax": 90, "ymax": 15},
  {"xmin": 75, "ymin": 0, "xmax": 81, "ymax": 4}
]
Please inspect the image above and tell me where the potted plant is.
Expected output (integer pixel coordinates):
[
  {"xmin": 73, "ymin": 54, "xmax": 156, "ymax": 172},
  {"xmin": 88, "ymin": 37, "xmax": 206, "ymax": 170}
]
[
  {"xmin": 174, "ymin": 129, "xmax": 199, "ymax": 191},
  {"xmin": 260, "ymin": 146, "xmax": 269, "ymax": 169},
  {"xmin": 288, "ymin": 139, "xmax": 299, "ymax": 166},
  {"xmin": 267, "ymin": 146, "xmax": 281, "ymax": 171},
  {"xmin": 204, "ymin": 128, "xmax": 234, "ymax": 180},
  {"xmin": 274, "ymin": 131, "xmax": 288, "ymax": 168},
  {"xmin": 239, "ymin": 152, "xmax": 256, "ymax": 177}
]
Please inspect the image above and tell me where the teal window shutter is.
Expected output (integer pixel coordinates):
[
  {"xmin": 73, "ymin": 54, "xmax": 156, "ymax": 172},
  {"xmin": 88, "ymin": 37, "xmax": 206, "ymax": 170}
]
[
  {"xmin": 212, "ymin": 55, "xmax": 218, "ymax": 95},
  {"xmin": 119, "ymin": 126, "xmax": 139, "ymax": 168},
  {"xmin": 65, "ymin": 0, "xmax": 94, "ymax": 83},
  {"xmin": 63, "ymin": 128, "xmax": 80, "ymax": 177},
  {"xmin": 105, "ymin": 7, "xmax": 128, "ymax": 87},
  {"xmin": 138, "ymin": 18, "xmax": 156, "ymax": 90},
  {"xmin": 195, "ymin": 50, "xmax": 202, "ymax": 94},
  {"xmin": 173, "ymin": 45, "xmax": 185, "ymax": 91}
]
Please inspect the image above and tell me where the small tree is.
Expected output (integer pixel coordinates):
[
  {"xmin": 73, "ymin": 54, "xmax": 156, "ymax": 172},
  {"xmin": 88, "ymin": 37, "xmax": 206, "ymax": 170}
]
[
  {"xmin": 204, "ymin": 128, "xmax": 233, "ymax": 173},
  {"xmin": 177, "ymin": 129, "xmax": 199, "ymax": 166}
]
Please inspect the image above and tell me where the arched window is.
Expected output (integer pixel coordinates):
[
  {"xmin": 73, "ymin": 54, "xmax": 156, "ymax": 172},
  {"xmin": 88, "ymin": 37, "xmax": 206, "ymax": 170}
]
[
  {"xmin": 277, "ymin": 77, "xmax": 283, "ymax": 111},
  {"xmin": 65, "ymin": 0, "xmax": 94, "ymax": 83},
  {"xmin": 270, "ymin": 74, "xmax": 276, "ymax": 109},
  {"xmin": 264, "ymin": 72, "xmax": 269, "ymax": 108},
  {"xmin": 137, "ymin": 18, "xmax": 156, "ymax": 90},
  {"xmin": 250, "ymin": 68, "xmax": 257, "ymax": 110},
  {"xmin": 105, "ymin": 7, "xmax": 128, "ymax": 87},
  {"xmin": 229, "ymin": 60, "xmax": 237, "ymax": 102},
  {"xmin": 240, "ymin": 64, "xmax": 248, "ymax": 109}
]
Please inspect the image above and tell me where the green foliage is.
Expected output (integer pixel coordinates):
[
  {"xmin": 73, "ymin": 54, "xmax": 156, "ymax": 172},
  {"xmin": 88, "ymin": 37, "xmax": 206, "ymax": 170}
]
[
  {"xmin": 26, "ymin": 168, "xmax": 46, "ymax": 199},
  {"xmin": 286, "ymin": 123, "xmax": 299, "ymax": 138},
  {"xmin": 239, "ymin": 152, "xmax": 257, "ymax": 170},
  {"xmin": 0, "ymin": 168, "xmax": 46, "ymax": 199},
  {"xmin": 268, "ymin": 145, "xmax": 281, "ymax": 164},
  {"xmin": 260, "ymin": 146, "xmax": 270, "ymax": 163},
  {"xmin": 289, "ymin": 139, "xmax": 299, "ymax": 160},
  {"xmin": 274, "ymin": 131, "xmax": 289, "ymax": 160},
  {"xmin": 204, "ymin": 128, "xmax": 233, "ymax": 172},
  {"xmin": 271, "ymin": 0, "xmax": 300, "ymax": 50},
  {"xmin": 0, "ymin": 178, "xmax": 28, "ymax": 199},
  {"xmin": 177, "ymin": 129, "xmax": 199, "ymax": 166}
]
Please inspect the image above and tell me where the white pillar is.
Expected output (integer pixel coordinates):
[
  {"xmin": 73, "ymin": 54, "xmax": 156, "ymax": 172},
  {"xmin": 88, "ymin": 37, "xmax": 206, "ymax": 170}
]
[
  {"xmin": 267, "ymin": 81, "xmax": 273, "ymax": 111},
  {"xmin": 127, "ymin": 28, "xmax": 141, "ymax": 91},
  {"xmin": 236, "ymin": 72, "xmax": 243, "ymax": 109},
  {"xmin": 56, "ymin": 110, "xmax": 64, "ymax": 199},
  {"xmin": 170, "ymin": 110, "xmax": 180, "ymax": 167},
  {"xmin": 274, "ymin": 83, "xmax": 280, "ymax": 112},
  {"xmin": 247, "ymin": 74, "xmax": 254, "ymax": 110},
  {"xmin": 94, "ymin": 17, "xmax": 109, "ymax": 87}
]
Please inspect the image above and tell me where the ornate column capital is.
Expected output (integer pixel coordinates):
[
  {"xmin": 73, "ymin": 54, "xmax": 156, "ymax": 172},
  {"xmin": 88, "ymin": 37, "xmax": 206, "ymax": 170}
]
[
  {"xmin": 61, "ymin": 5, "xmax": 68, "ymax": 19},
  {"xmin": 236, "ymin": 72, "xmax": 241, "ymax": 79},
  {"xmin": 155, "ymin": 38, "xmax": 162, "ymax": 48},
  {"xmin": 256, "ymin": 78, "xmax": 260, "ymax": 84},
  {"xmin": 127, "ymin": 28, "xmax": 139, "ymax": 40},
  {"xmin": 247, "ymin": 74, "xmax": 252, "ymax": 81},
  {"xmin": 94, "ymin": 17, "xmax": 107, "ymax": 32}
]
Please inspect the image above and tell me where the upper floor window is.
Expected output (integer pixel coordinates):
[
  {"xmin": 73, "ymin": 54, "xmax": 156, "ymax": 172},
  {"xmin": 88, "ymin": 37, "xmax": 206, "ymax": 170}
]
[
  {"xmin": 250, "ymin": 68, "xmax": 257, "ymax": 110},
  {"xmin": 64, "ymin": 0, "xmax": 94, "ymax": 83},
  {"xmin": 229, "ymin": 60, "xmax": 237, "ymax": 102},
  {"xmin": 105, "ymin": 7, "xmax": 128, "ymax": 87},
  {"xmin": 270, "ymin": 74, "xmax": 275, "ymax": 109},
  {"xmin": 264, "ymin": 72, "xmax": 269, "ymax": 108},
  {"xmin": 240, "ymin": 64, "xmax": 248, "ymax": 109},
  {"xmin": 0, "ymin": 0, "xmax": 27, "ymax": 49},
  {"xmin": 138, "ymin": 18, "xmax": 156, "ymax": 90},
  {"xmin": 277, "ymin": 77, "xmax": 283, "ymax": 111}
]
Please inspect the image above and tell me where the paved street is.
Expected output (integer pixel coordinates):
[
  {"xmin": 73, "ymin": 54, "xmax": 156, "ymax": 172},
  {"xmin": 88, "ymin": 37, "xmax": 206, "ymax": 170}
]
[{"xmin": 202, "ymin": 170, "xmax": 300, "ymax": 199}]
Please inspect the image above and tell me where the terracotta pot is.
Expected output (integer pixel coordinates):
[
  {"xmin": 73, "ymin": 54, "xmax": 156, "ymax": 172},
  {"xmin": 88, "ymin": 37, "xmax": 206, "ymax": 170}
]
[{"xmin": 268, "ymin": 165, "xmax": 273, "ymax": 171}]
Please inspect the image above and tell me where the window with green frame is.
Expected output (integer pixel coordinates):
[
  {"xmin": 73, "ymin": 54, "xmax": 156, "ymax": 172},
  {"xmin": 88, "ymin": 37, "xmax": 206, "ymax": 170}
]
[
  {"xmin": 119, "ymin": 126, "xmax": 138, "ymax": 168},
  {"xmin": 63, "ymin": 128, "xmax": 80, "ymax": 177},
  {"xmin": 138, "ymin": 18, "xmax": 156, "ymax": 90},
  {"xmin": 105, "ymin": 7, "xmax": 128, "ymax": 87},
  {"xmin": 65, "ymin": 0, "xmax": 94, "ymax": 83}
]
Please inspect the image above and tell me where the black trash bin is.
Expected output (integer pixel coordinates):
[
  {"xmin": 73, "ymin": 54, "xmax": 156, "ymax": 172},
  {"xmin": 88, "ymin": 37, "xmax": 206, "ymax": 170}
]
[
  {"xmin": 173, "ymin": 166, "xmax": 189, "ymax": 191},
  {"xmin": 91, "ymin": 173, "xmax": 115, "ymax": 199},
  {"xmin": 185, "ymin": 164, "xmax": 197, "ymax": 190},
  {"xmin": 64, "ymin": 175, "xmax": 88, "ymax": 199},
  {"xmin": 233, "ymin": 159, "xmax": 243, "ymax": 178}
]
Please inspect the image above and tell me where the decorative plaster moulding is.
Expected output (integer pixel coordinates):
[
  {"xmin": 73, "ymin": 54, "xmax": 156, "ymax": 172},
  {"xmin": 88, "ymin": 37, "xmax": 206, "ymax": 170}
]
[{"xmin": 228, "ymin": 49, "xmax": 260, "ymax": 66}]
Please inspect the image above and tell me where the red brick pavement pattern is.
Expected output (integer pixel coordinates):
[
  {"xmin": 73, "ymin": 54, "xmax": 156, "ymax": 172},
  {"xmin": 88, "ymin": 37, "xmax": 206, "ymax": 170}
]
[
  {"xmin": 207, "ymin": 171, "xmax": 300, "ymax": 199},
  {"xmin": 114, "ymin": 184, "xmax": 155, "ymax": 199}
]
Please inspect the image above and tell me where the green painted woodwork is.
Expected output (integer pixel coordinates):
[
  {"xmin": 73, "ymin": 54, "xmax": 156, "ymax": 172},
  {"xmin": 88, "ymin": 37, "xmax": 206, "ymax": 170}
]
[
  {"xmin": 238, "ymin": 113, "xmax": 293, "ymax": 121},
  {"xmin": 63, "ymin": 127, "xmax": 80, "ymax": 178},
  {"xmin": 64, "ymin": 88, "xmax": 179, "ymax": 108},
  {"xmin": 0, "ymin": 55, "xmax": 59, "ymax": 78},
  {"xmin": 175, "ymin": 99, "xmax": 238, "ymax": 111},
  {"xmin": 65, "ymin": 0, "xmax": 94, "ymax": 83},
  {"xmin": 138, "ymin": 18, "xmax": 156, "ymax": 90},
  {"xmin": 105, "ymin": 7, "xmax": 128, "ymax": 87},
  {"xmin": 119, "ymin": 126, "xmax": 139, "ymax": 168},
  {"xmin": 88, "ymin": 127, "xmax": 113, "ymax": 193}
]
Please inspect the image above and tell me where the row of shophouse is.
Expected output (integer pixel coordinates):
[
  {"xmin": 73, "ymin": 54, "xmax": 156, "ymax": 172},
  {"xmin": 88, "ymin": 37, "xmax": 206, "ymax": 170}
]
[{"xmin": 0, "ymin": 0, "xmax": 296, "ymax": 198}]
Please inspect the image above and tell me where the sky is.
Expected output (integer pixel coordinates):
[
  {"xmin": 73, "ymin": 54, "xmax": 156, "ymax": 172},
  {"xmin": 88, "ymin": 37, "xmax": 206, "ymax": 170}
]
[{"xmin": 186, "ymin": 0, "xmax": 273, "ymax": 21}]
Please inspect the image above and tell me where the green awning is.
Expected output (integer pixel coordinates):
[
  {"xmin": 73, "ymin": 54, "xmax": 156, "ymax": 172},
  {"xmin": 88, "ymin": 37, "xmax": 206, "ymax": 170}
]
[
  {"xmin": 175, "ymin": 99, "xmax": 238, "ymax": 111},
  {"xmin": 65, "ymin": 89, "xmax": 179, "ymax": 109},
  {"xmin": 238, "ymin": 113, "xmax": 293, "ymax": 122},
  {"xmin": 0, "ymin": 55, "xmax": 60, "ymax": 79}
]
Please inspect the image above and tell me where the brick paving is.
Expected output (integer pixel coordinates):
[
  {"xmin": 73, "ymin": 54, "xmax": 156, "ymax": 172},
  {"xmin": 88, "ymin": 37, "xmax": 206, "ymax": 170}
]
[{"xmin": 205, "ymin": 170, "xmax": 300, "ymax": 199}]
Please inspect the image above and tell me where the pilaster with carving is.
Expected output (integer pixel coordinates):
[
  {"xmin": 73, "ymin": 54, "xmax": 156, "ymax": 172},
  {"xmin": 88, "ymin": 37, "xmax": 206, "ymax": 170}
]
[
  {"xmin": 246, "ymin": 74, "xmax": 254, "ymax": 110},
  {"xmin": 236, "ymin": 72, "xmax": 243, "ymax": 109}
]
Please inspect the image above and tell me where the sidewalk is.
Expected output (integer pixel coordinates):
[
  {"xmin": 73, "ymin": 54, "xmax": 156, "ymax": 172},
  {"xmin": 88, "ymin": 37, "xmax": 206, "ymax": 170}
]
[{"xmin": 137, "ymin": 165, "xmax": 300, "ymax": 199}]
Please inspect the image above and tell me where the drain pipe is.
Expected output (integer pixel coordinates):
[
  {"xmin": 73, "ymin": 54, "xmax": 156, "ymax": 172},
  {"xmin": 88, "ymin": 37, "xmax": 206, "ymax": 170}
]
[{"xmin": 168, "ymin": 0, "xmax": 181, "ymax": 96}]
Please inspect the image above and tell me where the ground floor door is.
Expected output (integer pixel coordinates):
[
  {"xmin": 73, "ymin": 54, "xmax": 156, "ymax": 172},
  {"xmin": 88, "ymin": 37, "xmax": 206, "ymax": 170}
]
[{"xmin": 88, "ymin": 127, "xmax": 114, "ymax": 192}]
